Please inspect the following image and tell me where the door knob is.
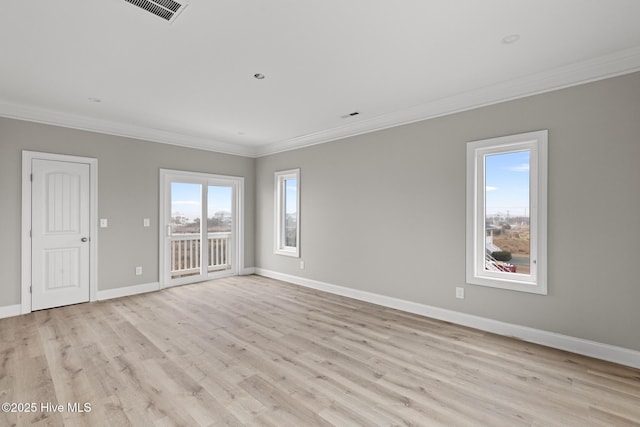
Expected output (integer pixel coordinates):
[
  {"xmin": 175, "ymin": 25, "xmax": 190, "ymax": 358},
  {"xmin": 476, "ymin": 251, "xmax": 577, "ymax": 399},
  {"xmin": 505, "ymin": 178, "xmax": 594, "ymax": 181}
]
[{"xmin": 81, "ymin": 237, "xmax": 89, "ymax": 242}]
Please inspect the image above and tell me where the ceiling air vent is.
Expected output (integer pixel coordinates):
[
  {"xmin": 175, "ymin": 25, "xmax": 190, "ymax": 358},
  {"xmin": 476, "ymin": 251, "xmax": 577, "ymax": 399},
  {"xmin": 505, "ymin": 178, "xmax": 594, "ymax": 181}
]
[{"xmin": 125, "ymin": 0, "xmax": 188, "ymax": 23}]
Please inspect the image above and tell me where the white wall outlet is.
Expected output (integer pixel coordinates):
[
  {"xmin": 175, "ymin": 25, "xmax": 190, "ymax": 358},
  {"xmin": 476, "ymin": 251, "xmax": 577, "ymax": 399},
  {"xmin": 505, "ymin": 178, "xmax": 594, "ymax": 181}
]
[
  {"xmin": 300, "ymin": 261, "xmax": 305, "ymax": 269},
  {"xmin": 100, "ymin": 218, "xmax": 108, "ymax": 228},
  {"xmin": 143, "ymin": 218, "xmax": 150, "ymax": 227},
  {"xmin": 135, "ymin": 266, "xmax": 143, "ymax": 276},
  {"xmin": 456, "ymin": 287, "xmax": 465, "ymax": 299}
]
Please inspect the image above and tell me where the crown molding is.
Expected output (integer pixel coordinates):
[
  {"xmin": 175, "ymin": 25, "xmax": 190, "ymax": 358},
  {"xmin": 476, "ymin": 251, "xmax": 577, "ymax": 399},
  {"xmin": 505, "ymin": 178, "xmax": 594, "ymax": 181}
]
[
  {"xmin": 2, "ymin": 46, "xmax": 639, "ymax": 159},
  {"xmin": 254, "ymin": 45, "xmax": 640, "ymax": 157},
  {"xmin": 0, "ymin": 101, "xmax": 255, "ymax": 157}
]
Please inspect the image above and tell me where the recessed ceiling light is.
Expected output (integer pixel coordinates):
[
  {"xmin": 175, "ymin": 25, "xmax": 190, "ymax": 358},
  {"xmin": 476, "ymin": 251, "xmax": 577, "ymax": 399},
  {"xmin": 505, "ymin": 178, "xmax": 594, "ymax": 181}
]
[
  {"xmin": 502, "ymin": 34, "xmax": 520, "ymax": 45},
  {"xmin": 88, "ymin": 97, "xmax": 102, "ymax": 103},
  {"xmin": 253, "ymin": 73, "xmax": 265, "ymax": 80}
]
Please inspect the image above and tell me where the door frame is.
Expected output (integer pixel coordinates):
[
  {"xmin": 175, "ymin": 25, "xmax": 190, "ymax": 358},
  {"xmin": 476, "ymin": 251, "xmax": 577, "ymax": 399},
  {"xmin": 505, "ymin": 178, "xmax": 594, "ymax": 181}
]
[
  {"xmin": 21, "ymin": 151, "xmax": 98, "ymax": 314},
  {"xmin": 159, "ymin": 169, "xmax": 244, "ymax": 289}
]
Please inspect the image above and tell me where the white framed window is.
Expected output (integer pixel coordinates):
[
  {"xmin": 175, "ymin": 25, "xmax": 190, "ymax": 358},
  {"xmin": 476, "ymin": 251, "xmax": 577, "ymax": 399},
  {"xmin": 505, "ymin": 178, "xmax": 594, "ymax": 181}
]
[
  {"xmin": 275, "ymin": 168, "xmax": 300, "ymax": 257},
  {"xmin": 466, "ymin": 130, "xmax": 548, "ymax": 294}
]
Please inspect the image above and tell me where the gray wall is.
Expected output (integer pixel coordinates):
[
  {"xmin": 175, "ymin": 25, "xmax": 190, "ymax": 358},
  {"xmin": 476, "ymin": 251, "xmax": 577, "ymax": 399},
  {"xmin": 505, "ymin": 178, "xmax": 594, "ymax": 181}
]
[
  {"xmin": 2, "ymin": 72, "xmax": 638, "ymax": 352},
  {"xmin": 256, "ymin": 72, "xmax": 640, "ymax": 352},
  {"xmin": 0, "ymin": 118, "xmax": 255, "ymax": 305}
]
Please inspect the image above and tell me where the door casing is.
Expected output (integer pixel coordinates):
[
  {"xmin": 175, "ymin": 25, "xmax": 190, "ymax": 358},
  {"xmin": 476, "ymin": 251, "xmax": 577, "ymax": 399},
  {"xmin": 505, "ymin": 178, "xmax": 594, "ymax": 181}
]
[{"xmin": 21, "ymin": 151, "xmax": 98, "ymax": 314}]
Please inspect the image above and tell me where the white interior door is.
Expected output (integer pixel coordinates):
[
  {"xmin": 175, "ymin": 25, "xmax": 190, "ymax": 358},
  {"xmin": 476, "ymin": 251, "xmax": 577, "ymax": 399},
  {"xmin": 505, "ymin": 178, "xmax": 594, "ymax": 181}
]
[{"xmin": 31, "ymin": 159, "xmax": 91, "ymax": 310}]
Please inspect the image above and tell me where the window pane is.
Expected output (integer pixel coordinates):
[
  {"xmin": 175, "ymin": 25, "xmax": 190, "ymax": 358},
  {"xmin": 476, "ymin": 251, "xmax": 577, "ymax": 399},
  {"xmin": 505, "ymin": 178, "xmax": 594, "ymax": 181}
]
[
  {"xmin": 207, "ymin": 185, "xmax": 232, "ymax": 272},
  {"xmin": 484, "ymin": 150, "xmax": 530, "ymax": 274},
  {"xmin": 275, "ymin": 169, "xmax": 300, "ymax": 257},
  {"xmin": 207, "ymin": 185, "xmax": 232, "ymax": 233},
  {"xmin": 171, "ymin": 182, "xmax": 202, "ymax": 234},
  {"xmin": 284, "ymin": 178, "xmax": 297, "ymax": 247},
  {"xmin": 170, "ymin": 182, "xmax": 202, "ymax": 278}
]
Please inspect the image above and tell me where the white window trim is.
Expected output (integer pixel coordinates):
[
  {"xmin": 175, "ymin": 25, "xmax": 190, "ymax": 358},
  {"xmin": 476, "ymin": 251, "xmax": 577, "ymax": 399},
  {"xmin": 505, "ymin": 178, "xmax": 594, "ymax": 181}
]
[
  {"xmin": 466, "ymin": 130, "xmax": 548, "ymax": 294},
  {"xmin": 274, "ymin": 168, "xmax": 300, "ymax": 257}
]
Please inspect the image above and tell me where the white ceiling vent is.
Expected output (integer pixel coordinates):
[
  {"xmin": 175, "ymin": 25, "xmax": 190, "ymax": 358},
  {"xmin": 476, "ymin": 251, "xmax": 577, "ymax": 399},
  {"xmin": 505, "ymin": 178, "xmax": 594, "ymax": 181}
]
[{"xmin": 125, "ymin": 0, "xmax": 188, "ymax": 23}]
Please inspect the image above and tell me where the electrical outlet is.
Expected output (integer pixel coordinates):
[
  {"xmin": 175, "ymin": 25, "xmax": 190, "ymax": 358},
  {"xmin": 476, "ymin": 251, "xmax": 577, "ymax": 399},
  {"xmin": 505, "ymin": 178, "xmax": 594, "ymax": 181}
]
[
  {"xmin": 100, "ymin": 218, "xmax": 108, "ymax": 228},
  {"xmin": 135, "ymin": 266, "xmax": 143, "ymax": 276},
  {"xmin": 143, "ymin": 218, "xmax": 150, "ymax": 227},
  {"xmin": 300, "ymin": 261, "xmax": 305, "ymax": 269},
  {"xmin": 456, "ymin": 287, "xmax": 465, "ymax": 299}
]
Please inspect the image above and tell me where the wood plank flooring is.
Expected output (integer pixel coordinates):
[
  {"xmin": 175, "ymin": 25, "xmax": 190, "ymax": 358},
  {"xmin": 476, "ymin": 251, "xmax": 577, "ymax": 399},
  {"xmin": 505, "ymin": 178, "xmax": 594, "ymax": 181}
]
[{"xmin": 1, "ymin": 275, "xmax": 639, "ymax": 426}]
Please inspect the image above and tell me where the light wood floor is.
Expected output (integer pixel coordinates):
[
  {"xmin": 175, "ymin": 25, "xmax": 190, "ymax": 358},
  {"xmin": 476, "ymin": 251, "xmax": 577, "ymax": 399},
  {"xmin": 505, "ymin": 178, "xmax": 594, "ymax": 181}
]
[{"xmin": 1, "ymin": 275, "xmax": 639, "ymax": 426}]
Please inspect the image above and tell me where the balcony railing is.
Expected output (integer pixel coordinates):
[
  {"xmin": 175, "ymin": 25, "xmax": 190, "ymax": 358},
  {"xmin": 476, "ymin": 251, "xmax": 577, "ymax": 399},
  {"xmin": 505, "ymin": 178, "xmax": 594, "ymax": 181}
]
[{"xmin": 171, "ymin": 232, "xmax": 231, "ymax": 277}]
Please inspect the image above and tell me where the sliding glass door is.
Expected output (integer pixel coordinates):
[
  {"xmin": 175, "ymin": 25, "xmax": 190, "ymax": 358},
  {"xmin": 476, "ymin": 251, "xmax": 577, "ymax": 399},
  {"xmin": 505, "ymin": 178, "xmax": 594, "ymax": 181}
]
[{"xmin": 160, "ymin": 170, "xmax": 243, "ymax": 287}]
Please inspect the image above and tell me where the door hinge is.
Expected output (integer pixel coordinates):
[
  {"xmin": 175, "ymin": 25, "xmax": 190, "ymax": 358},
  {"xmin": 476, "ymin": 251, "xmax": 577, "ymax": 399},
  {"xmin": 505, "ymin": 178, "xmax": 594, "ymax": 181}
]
[
  {"xmin": 30, "ymin": 229, "xmax": 32, "ymax": 238},
  {"xmin": 30, "ymin": 173, "xmax": 33, "ymax": 182},
  {"xmin": 30, "ymin": 285, "xmax": 32, "ymax": 294}
]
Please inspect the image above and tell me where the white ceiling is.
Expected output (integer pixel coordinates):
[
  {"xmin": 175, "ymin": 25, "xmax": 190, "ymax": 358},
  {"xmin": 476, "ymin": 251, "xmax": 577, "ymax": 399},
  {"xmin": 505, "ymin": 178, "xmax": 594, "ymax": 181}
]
[{"xmin": 1, "ymin": 0, "xmax": 640, "ymax": 157}]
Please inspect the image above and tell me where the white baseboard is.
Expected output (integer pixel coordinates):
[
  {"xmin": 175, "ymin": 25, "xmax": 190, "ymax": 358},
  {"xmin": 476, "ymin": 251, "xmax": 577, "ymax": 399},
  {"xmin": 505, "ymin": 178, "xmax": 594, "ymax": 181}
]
[
  {"xmin": 0, "ymin": 304, "xmax": 22, "ymax": 320},
  {"xmin": 254, "ymin": 268, "xmax": 640, "ymax": 370},
  {"xmin": 97, "ymin": 282, "xmax": 160, "ymax": 301}
]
